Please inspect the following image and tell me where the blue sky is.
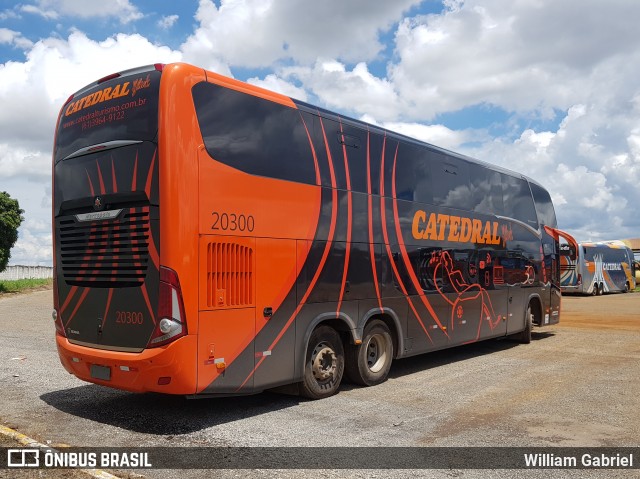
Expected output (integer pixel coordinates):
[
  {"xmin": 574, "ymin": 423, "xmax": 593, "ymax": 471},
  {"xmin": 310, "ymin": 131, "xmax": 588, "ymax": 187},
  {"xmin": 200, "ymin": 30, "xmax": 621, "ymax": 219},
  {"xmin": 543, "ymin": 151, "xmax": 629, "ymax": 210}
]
[{"xmin": 1, "ymin": 0, "xmax": 639, "ymax": 265}]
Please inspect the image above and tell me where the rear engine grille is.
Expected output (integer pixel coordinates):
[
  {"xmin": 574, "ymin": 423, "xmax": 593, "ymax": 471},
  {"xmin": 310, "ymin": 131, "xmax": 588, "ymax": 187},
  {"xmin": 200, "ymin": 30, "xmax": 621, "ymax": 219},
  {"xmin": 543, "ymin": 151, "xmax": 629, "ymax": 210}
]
[
  {"xmin": 58, "ymin": 208, "xmax": 150, "ymax": 287},
  {"xmin": 206, "ymin": 241, "xmax": 254, "ymax": 308}
]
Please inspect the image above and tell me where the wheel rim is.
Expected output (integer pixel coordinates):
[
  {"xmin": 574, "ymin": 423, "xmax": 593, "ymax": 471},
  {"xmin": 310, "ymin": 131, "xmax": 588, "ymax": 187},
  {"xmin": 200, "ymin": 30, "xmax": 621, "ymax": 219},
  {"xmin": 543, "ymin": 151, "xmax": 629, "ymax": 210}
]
[
  {"xmin": 311, "ymin": 342, "xmax": 337, "ymax": 382},
  {"xmin": 365, "ymin": 333, "xmax": 388, "ymax": 373}
]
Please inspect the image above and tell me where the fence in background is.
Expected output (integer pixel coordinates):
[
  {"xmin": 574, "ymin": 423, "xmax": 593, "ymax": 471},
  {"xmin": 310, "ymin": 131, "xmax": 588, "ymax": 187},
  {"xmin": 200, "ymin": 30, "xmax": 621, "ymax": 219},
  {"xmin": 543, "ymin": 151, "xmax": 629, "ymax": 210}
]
[{"xmin": 0, "ymin": 265, "xmax": 54, "ymax": 280}]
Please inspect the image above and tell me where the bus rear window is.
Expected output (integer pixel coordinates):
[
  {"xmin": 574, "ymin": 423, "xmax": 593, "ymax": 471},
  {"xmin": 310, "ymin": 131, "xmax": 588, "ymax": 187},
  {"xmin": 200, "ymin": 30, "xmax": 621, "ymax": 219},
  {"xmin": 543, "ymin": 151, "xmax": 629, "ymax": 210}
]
[{"xmin": 54, "ymin": 67, "xmax": 161, "ymax": 162}]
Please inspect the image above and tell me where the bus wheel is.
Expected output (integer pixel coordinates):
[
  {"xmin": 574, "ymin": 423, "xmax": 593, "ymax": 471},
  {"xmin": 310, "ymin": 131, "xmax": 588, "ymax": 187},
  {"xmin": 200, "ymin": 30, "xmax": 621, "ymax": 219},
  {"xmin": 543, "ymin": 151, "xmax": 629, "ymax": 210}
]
[
  {"xmin": 597, "ymin": 283, "xmax": 604, "ymax": 295},
  {"xmin": 591, "ymin": 284, "xmax": 598, "ymax": 296},
  {"xmin": 624, "ymin": 282, "xmax": 630, "ymax": 293},
  {"xmin": 516, "ymin": 304, "xmax": 533, "ymax": 344},
  {"xmin": 345, "ymin": 320, "xmax": 394, "ymax": 387},
  {"xmin": 300, "ymin": 326, "xmax": 344, "ymax": 400}
]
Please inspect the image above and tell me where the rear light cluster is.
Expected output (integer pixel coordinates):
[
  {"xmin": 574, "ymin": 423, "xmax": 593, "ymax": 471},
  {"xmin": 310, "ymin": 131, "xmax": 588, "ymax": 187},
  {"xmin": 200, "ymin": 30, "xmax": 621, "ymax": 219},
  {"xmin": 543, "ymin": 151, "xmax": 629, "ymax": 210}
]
[
  {"xmin": 52, "ymin": 267, "xmax": 66, "ymax": 337},
  {"xmin": 147, "ymin": 266, "xmax": 187, "ymax": 348},
  {"xmin": 52, "ymin": 309, "xmax": 66, "ymax": 337}
]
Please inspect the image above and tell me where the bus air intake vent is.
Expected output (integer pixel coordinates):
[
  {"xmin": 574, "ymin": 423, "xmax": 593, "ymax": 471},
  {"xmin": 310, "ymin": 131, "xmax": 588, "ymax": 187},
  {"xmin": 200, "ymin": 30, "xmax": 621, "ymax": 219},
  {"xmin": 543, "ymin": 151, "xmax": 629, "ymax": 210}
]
[
  {"xmin": 58, "ymin": 208, "xmax": 150, "ymax": 287},
  {"xmin": 206, "ymin": 242, "xmax": 254, "ymax": 308}
]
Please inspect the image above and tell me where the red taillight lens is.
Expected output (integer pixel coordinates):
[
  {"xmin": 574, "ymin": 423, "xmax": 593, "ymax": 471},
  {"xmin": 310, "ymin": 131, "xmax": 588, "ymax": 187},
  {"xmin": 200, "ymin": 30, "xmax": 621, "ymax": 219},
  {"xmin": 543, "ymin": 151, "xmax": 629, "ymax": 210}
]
[
  {"xmin": 52, "ymin": 266, "xmax": 66, "ymax": 337},
  {"xmin": 577, "ymin": 274, "xmax": 582, "ymax": 286},
  {"xmin": 52, "ymin": 309, "xmax": 66, "ymax": 337},
  {"xmin": 147, "ymin": 266, "xmax": 187, "ymax": 348},
  {"xmin": 154, "ymin": 63, "xmax": 165, "ymax": 72},
  {"xmin": 97, "ymin": 72, "xmax": 121, "ymax": 84}
]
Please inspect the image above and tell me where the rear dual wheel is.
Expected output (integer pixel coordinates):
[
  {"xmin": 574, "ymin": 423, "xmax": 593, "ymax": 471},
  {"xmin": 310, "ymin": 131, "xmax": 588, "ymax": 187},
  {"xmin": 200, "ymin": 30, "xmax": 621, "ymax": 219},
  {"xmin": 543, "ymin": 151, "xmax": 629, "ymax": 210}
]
[
  {"xmin": 345, "ymin": 320, "xmax": 394, "ymax": 387},
  {"xmin": 300, "ymin": 326, "xmax": 344, "ymax": 400}
]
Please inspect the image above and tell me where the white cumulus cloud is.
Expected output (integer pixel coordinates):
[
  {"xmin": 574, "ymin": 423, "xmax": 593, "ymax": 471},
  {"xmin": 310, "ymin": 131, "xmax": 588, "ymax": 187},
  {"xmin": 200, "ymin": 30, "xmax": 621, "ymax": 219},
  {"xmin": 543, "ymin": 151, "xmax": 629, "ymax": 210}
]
[{"xmin": 21, "ymin": 0, "xmax": 143, "ymax": 23}]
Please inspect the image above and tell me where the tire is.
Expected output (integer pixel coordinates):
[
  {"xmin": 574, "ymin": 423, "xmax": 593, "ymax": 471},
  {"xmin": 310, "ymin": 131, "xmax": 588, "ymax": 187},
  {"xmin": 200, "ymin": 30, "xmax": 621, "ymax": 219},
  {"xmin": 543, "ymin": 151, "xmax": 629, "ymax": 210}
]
[
  {"xmin": 300, "ymin": 326, "xmax": 344, "ymax": 400},
  {"xmin": 345, "ymin": 320, "xmax": 394, "ymax": 387},
  {"xmin": 624, "ymin": 282, "xmax": 630, "ymax": 293},
  {"xmin": 591, "ymin": 284, "xmax": 598, "ymax": 296},
  {"xmin": 516, "ymin": 304, "xmax": 533, "ymax": 344},
  {"xmin": 597, "ymin": 283, "xmax": 604, "ymax": 296}
]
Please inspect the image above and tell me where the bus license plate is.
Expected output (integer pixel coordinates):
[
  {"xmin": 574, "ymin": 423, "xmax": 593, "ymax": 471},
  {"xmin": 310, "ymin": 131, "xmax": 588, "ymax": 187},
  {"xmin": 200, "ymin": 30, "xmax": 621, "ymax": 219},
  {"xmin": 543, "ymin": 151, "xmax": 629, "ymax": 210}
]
[{"xmin": 90, "ymin": 364, "xmax": 111, "ymax": 381}]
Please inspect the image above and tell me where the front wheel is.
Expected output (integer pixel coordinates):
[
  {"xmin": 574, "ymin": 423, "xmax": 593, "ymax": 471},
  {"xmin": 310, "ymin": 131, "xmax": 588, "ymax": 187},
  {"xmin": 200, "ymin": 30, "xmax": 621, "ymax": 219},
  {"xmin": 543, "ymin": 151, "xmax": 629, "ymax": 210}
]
[
  {"xmin": 515, "ymin": 304, "xmax": 533, "ymax": 344},
  {"xmin": 300, "ymin": 326, "xmax": 344, "ymax": 400},
  {"xmin": 345, "ymin": 320, "xmax": 394, "ymax": 386}
]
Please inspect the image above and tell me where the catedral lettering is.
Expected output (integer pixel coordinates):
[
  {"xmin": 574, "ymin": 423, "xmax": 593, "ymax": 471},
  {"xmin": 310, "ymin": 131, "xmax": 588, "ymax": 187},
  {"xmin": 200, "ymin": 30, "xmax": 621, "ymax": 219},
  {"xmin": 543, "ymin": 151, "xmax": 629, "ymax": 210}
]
[
  {"xmin": 65, "ymin": 82, "xmax": 131, "ymax": 116},
  {"xmin": 412, "ymin": 210, "xmax": 504, "ymax": 245},
  {"xmin": 52, "ymin": 63, "xmax": 579, "ymax": 401}
]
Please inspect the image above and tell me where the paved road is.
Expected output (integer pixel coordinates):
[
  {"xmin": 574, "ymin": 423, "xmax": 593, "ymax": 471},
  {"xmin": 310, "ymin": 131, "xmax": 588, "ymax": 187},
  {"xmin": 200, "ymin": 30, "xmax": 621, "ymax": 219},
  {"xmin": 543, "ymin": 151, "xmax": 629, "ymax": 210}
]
[{"xmin": 1, "ymin": 290, "xmax": 639, "ymax": 478}]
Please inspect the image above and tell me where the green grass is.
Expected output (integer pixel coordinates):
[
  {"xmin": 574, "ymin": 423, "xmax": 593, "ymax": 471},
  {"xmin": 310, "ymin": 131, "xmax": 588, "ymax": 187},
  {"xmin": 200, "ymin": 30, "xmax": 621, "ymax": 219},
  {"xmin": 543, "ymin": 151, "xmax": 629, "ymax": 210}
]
[{"xmin": 0, "ymin": 278, "xmax": 53, "ymax": 293}]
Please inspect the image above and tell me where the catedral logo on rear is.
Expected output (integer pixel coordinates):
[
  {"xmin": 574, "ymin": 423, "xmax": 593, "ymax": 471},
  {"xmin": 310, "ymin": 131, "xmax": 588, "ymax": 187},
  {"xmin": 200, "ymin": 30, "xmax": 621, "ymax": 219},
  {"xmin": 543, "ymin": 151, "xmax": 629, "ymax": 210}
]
[
  {"xmin": 412, "ymin": 210, "xmax": 513, "ymax": 246},
  {"xmin": 64, "ymin": 74, "xmax": 152, "ymax": 117}
]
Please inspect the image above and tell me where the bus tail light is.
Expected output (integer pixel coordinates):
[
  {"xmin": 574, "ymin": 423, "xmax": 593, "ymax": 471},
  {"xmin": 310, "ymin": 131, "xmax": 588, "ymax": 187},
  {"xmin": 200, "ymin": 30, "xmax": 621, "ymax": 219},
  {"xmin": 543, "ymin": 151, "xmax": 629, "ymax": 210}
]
[
  {"xmin": 97, "ymin": 72, "xmax": 121, "ymax": 84},
  {"xmin": 577, "ymin": 274, "xmax": 582, "ymax": 286},
  {"xmin": 148, "ymin": 266, "xmax": 187, "ymax": 348},
  {"xmin": 52, "ymin": 266, "xmax": 65, "ymax": 337},
  {"xmin": 52, "ymin": 309, "xmax": 66, "ymax": 337}
]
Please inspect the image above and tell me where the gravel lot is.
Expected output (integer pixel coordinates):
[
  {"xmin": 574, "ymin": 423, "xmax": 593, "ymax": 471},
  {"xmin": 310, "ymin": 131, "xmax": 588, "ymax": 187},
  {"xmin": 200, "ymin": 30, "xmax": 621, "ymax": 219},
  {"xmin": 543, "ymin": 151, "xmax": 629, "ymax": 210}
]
[{"xmin": 1, "ymin": 289, "xmax": 638, "ymax": 479}]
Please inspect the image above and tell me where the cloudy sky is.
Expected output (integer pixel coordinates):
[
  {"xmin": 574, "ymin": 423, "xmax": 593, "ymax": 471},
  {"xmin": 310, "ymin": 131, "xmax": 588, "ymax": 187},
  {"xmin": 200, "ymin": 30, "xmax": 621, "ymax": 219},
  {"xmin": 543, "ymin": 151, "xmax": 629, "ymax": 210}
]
[{"xmin": 1, "ymin": 0, "xmax": 639, "ymax": 265}]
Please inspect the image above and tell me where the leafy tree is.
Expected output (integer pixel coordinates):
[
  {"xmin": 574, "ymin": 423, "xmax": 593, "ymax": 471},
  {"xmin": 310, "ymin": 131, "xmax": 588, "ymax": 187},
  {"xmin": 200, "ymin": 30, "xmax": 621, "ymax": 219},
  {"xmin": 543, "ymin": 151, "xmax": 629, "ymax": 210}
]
[{"xmin": 0, "ymin": 191, "xmax": 24, "ymax": 272}]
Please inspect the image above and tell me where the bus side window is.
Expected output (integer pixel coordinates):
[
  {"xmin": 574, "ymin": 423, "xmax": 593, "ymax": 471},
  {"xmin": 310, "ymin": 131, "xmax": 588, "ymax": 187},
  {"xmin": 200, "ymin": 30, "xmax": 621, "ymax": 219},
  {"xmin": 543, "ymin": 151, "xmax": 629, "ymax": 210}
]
[
  {"xmin": 469, "ymin": 164, "xmax": 504, "ymax": 216},
  {"xmin": 432, "ymin": 155, "xmax": 473, "ymax": 210},
  {"xmin": 501, "ymin": 174, "xmax": 538, "ymax": 228},
  {"xmin": 192, "ymin": 82, "xmax": 317, "ymax": 185},
  {"xmin": 392, "ymin": 143, "xmax": 433, "ymax": 204}
]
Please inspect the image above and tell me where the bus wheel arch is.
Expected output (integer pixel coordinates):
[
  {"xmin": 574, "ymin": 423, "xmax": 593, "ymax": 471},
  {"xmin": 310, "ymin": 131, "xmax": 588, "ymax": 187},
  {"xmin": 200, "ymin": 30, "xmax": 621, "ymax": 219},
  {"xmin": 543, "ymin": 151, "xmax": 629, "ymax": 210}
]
[{"xmin": 345, "ymin": 317, "xmax": 395, "ymax": 387}]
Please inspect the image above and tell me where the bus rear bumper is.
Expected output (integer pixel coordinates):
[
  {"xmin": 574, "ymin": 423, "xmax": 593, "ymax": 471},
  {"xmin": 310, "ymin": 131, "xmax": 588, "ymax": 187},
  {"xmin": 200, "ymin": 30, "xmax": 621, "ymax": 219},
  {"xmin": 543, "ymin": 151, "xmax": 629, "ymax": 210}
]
[
  {"xmin": 55, "ymin": 334, "xmax": 197, "ymax": 395},
  {"xmin": 561, "ymin": 286, "xmax": 581, "ymax": 294}
]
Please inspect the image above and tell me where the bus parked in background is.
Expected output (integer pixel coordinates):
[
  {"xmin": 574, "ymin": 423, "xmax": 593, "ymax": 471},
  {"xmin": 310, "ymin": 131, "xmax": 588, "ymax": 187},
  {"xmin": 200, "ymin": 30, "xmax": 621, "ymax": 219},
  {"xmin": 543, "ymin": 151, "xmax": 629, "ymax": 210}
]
[
  {"xmin": 52, "ymin": 63, "xmax": 576, "ymax": 399},
  {"xmin": 560, "ymin": 241, "xmax": 636, "ymax": 295}
]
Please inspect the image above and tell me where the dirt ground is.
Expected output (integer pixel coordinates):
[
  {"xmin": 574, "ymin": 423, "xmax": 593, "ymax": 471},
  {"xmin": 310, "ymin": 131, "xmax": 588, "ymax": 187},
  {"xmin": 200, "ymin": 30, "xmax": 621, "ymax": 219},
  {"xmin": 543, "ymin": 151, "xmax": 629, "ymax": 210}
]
[
  {"xmin": 560, "ymin": 293, "xmax": 639, "ymax": 331},
  {"xmin": 1, "ymin": 288, "xmax": 638, "ymax": 479}
]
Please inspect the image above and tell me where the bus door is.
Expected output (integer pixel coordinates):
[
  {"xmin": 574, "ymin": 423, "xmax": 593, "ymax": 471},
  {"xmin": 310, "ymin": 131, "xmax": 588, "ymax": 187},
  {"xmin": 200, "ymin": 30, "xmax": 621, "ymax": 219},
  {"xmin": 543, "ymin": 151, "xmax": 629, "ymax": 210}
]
[
  {"xmin": 499, "ymin": 252, "xmax": 528, "ymax": 335},
  {"xmin": 542, "ymin": 238, "xmax": 561, "ymax": 324},
  {"xmin": 544, "ymin": 226, "xmax": 578, "ymax": 321},
  {"xmin": 252, "ymin": 237, "xmax": 298, "ymax": 389}
]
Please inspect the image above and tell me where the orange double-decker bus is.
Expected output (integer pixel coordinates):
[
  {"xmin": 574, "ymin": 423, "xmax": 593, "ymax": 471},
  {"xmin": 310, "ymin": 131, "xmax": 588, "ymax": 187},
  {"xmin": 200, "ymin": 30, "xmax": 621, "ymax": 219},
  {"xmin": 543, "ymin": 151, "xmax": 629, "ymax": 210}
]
[{"xmin": 52, "ymin": 63, "xmax": 576, "ymax": 399}]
